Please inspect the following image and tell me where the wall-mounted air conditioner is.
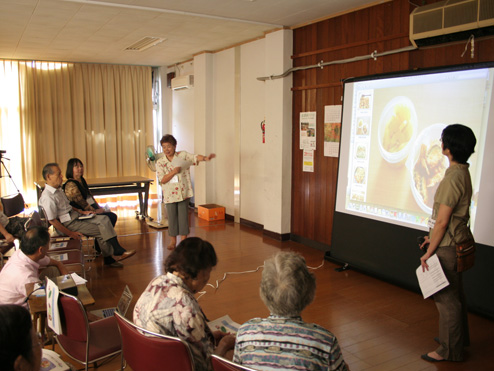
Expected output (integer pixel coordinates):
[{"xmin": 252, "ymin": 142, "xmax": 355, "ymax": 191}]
[
  {"xmin": 410, "ymin": 0, "xmax": 494, "ymax": 47},
  {"xmin": 171, "ymin": 75, "xmax": 194, "ymax": 90}
]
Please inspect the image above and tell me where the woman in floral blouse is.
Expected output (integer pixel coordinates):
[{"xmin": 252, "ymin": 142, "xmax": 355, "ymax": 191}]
[
  {"xmin": 133, "ymin": 237, "xmax": 235, "ymax": 371},
  {"xmin": 157, "ymin": 135, "xmax": 215, "ymax": 250}
]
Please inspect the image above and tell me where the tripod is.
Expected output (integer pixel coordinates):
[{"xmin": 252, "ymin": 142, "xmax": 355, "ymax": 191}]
[{"xmin": 0, "ymin": 153, "xmax": 21, "ymax": 194}]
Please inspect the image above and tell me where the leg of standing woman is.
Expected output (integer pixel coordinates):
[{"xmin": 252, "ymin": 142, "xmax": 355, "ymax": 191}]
[
  {"xmin": 165, "ymin": 202, "xmax": 178, "ymax": 249},
  {"xmin": 433, "ymin": 246, "xmax": 467, "ymax": 361},
  {"xmin": 177, "ymin": 199, "xmax": 190, "ymax": 239}
]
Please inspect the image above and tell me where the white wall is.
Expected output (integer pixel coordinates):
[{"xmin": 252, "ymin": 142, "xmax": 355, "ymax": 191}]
[
  {"xmin": 211, "ymin": 48, "xmax": 236, "ymax": 214},
  {"xmin": 171, "ymin": 78, "xmax": 195, "ymax": 203},
  {"xmin": 240, "ymin": 39, "xmax": 266, "ymax": 225},
  {"xmin": 163, "ymin": 29, "xmax": 293, "ymax": 235},
  {"xmin": 262, "ymin": 30, "xmax": 293, "ymax": 234}
]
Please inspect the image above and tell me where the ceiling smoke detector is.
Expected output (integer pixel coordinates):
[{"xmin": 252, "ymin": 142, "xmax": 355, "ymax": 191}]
[{"xmin": 124, "ymin": 37, "xmax": 166, "ymax": 51}]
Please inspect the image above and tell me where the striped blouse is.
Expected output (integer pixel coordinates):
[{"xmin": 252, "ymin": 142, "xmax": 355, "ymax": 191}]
[{"xmin": 233, "ymin": 315, "xmax": 348, "ymax": 371}]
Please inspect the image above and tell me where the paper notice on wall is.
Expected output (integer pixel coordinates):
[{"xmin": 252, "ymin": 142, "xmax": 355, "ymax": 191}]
[
  {"xmin": 324, "ymin": 105, "xmax": 342, "ymax": 157},
  {"xmin": 303, "ymin": 150, "xmax": 314, "ymax": 172},
  {"xmin": 300, "ymin": 111, "xmax": 317, "ymax": 150}
]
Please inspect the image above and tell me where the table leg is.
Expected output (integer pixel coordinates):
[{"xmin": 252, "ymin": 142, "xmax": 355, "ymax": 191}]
[
  {"xmin": 143, "ymin": 181, "xmax": 150, "ymax": 218},
  {"xmin": 137, "ymin": 188, "xmax": 144, "ymax": 219},
  {"xmin": 32, "ymin": 313, "xmax": 40, "ymax": 334}
]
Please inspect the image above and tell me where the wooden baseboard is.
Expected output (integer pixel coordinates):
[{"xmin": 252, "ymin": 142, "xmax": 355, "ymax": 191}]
[{"xmin": 240, "ymin": 218, "xmax": 263, "ymax": 230}]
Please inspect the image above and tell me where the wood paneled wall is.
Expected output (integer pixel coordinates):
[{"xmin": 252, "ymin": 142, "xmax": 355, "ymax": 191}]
[{"xmin": 291, "ymin": 0, "xmax": 494, "ymax": 246}]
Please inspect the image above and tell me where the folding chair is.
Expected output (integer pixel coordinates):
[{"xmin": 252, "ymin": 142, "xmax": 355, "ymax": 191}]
[
  {"xmin": 47, "ymin": 248, "xmax": 86, "ymax": 278},
  {"xmin": 114, "ymin": 311, "xmax": 195, "ymax": 371},
  {"xmin": 56, "ymin": 291, "xmax": 122, "ymax": 371},
  {"xmin": 38, "ymin": 205, "xmax": 96, "ymax": 269},
  {"xmin": 211, "ymin": 355, "xmax": 259, "ymax": 371},
  {"xmin": 1, "ymin": 193, "xmax": 26, "ymax": 217}
]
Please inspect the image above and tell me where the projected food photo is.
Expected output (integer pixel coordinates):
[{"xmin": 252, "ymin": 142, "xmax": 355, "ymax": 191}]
[
  {"xmin": 356, "ymin": 144, "xmax": 367, "ymax": 159},
  {"xmin": 378, "ymin": 96, "xmax": 418, "ymax": 163},
  {"xmin": 356, "ymin": 117, "xmax": 369, "ymax": 135},
  {"xmin": 354, "ymin": 166, "xmax": 366, "ymax": 184},
  {"xmin": 407, "ymin": 123, "xmax": 448, "ymax": 214}
]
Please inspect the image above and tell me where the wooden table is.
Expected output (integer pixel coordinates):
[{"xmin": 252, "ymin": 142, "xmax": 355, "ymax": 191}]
[
  {"xmin": 85, "ymin": 176, "xmax": 153, "ymax": 218},
  {"xmin": 26, "ymin": 282, "xmax": 95, "ymax": 335},
  {"xmin": 36, "ymin": 176, "xmax": 153, "ymax": 219}
]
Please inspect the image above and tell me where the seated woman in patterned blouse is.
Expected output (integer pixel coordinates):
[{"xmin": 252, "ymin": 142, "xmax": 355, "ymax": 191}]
[
  {"xmin": 63, "ymin": 158, "xmax": 117, "ymax": 227},
  {"xmin": 234, "ymin": 251, "xmax": 349, "ymax": 371},
  {"xmin": 133, "ymin": 237, "xmax": 235, "ymax": 371}
]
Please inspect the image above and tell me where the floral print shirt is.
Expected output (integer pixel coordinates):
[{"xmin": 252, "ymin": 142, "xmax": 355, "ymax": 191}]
[
  {"xmin": 133, "ymin": 272, "xmax": 215, "ymax": 371},
  {"xmin": 156, "ymin": 151, "xmax": 198, "ymax": 204}
]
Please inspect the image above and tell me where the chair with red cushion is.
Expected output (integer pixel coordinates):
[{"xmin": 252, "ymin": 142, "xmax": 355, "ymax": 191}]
[
  {"xmin": 56, "ymin": 291, "xmax": 121, "ymax": 371},
  {"xmin": 114, "ymin": 311, "xmax": 195, "ymax": 371},
  {"xmin": 211, "ymin": 354, "xmax": 259, "ymax": 371}
]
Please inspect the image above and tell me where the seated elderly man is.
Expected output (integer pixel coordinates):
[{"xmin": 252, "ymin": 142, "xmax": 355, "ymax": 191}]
[
  {"xmin": 234, "ymin": 251, "xmax": 348, "ymax": 371},
  {"xmin": 0, "ymin": 226, "xmax": 69, "ymax": 307},
  {"xmin": 39, "ymin": 163, "xmax": 135, "ymax": 268}
]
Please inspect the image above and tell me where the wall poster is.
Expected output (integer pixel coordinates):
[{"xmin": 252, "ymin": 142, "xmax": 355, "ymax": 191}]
[
  {"xmin": 324, "ymin": 105, "xmax": 342, "ymax": 157},
  {"xmin": 300, "ymin": 111, "xmax": 317, "ymax": 150},
  {"xmin": 303, "ymin": 149, "xmax": 314, "ymax": 172}
]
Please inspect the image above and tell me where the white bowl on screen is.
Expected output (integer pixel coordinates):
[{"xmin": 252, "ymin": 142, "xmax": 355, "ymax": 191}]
[{"xmin": 378, "ymin": 96, "xmax": 418, "ymax": 164}]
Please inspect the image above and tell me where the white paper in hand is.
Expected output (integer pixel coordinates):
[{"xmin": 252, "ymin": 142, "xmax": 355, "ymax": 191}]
[
  {"xmin": 171, "ymin": 156, "xmax": 192, "ymax": 171},
  {"xmin": 416, "ymin": 254, "xmax": 449, "ymax": 299}
]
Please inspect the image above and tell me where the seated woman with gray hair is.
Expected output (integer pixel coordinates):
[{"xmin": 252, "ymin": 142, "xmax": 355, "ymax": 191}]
[{"xmin": 233, "ymin": 251, "xmax": 348, "ymax": 371}]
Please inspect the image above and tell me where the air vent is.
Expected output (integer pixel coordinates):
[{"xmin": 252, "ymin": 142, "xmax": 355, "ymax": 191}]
[
  {"xmin": 124, "ymin": 37, "xmax": 166, "ymax": 51},
  {"xmin": 171, "ymin": 75, "xmax": 194, "ymax": 90},
  {"xmin": 410, "ymin": 0, "xmax": 494, "ymax": 47}
]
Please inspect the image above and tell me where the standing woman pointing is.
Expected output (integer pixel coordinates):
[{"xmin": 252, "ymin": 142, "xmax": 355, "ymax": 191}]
[{"xmin": 157, "ymin": 134, "xmax": 215, "ymax": 250}]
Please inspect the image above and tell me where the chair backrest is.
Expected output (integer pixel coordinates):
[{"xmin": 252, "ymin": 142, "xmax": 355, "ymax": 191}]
[
  {"xmin": 1, "ymin": 193, "xmax": 25, "ymax": 217},
  {"xmin": 24, "ymin": 211, "xmax": 46, "ymax": 230},
  {"xmin": 114, "ymin": 311, "xmax": 195, "ymax": 371},
  {"xmin": 58, "ymin": 291, "xmax": 89, "ymax": 342},
  {"xmin": 211, "ymin": 355, "xmax": 259, "ymax": 371}
]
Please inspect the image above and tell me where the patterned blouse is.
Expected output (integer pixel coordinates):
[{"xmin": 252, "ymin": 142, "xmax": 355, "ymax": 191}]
[
  {"xmin": 64, "ymin": 179, "xmax": 96, "ymax": 211},
  {"xmin": 156, "ymin": 151, "xmax": 198, "ymax": 204},
  {"xmin": 133, "ymin": 272, "xmax": 215, "ymax": 371},
  {"xmin": 233, "ymin": 315, "xmax": 348, "ymax": 371}
]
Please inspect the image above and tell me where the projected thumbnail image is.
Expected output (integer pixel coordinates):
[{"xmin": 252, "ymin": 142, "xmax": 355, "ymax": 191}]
[
  {"xmin": 354, "ymin": 143, "xmax": 368, "ymax": 160},
  {"xmin": 358, "ymin": 92, "xmax": 372, "ymax": 109},
  {"xmin": 355, "ymin": 116, "xmax": 369, "ymax": 135}
]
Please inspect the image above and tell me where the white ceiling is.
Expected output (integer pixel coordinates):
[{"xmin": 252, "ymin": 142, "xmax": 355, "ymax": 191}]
[{"xmin": 0, "ymin": 0, "xmax": 381, "ymax": 67}]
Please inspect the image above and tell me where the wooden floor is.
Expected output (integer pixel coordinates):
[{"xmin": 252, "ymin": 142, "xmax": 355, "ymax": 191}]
[{"xmin": 51, "ymin": 205, "xmax": 494, "ymax": 371}]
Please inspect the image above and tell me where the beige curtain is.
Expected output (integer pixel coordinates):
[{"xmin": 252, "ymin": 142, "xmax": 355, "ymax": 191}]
[
  {"xmin": 1, "ymin": 60, "xmax": 154, "ymax": 205},
  {"xmin": 24, "ymin": 62, "xmax": 154, "ymax": 180}
]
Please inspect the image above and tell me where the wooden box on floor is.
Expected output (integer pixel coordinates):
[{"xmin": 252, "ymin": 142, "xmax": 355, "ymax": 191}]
[{"xmin": 197, "ymin": 204, "xmax": 225, "ymax": 221}]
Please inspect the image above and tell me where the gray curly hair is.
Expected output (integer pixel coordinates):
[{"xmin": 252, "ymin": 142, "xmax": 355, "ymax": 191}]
[{"xmin": 260, "ymin": 251, "xmax": 316, "ymax": 317}]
